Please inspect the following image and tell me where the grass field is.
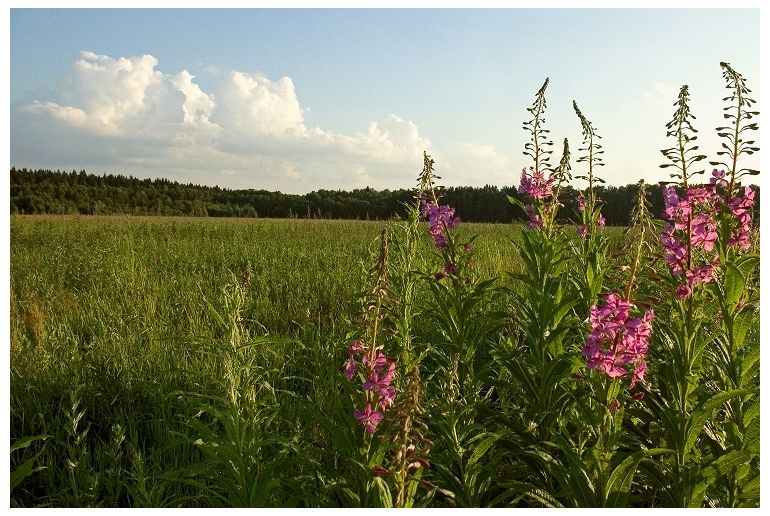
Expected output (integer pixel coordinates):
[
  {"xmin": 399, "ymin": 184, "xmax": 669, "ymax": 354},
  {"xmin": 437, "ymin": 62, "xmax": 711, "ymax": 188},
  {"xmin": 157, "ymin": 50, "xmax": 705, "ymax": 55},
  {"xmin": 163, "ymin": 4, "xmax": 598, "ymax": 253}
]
[
  {"xmin": 9, "ymin": 215, "xmax": 533, "ymax": 506},
  {"xmin": 9, "ymin": 214, "xmax": 757, "ymax": 507}
]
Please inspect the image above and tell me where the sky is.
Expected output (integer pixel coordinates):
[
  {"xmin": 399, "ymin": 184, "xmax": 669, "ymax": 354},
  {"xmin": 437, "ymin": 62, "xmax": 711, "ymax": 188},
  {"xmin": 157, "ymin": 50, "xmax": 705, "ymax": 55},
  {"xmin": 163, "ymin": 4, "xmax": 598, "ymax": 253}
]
[{"xmin": 9, "ymin": 7, "xmax": 761, "ymax": 194}]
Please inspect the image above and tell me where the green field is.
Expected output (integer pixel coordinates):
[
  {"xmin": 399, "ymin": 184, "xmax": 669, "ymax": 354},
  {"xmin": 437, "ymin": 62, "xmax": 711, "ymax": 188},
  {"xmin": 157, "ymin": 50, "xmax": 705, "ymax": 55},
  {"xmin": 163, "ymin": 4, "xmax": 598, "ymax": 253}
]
[
  {"xmin": 9, "ymin": 214, "xmax": 758, "ymax": 508},
  {"xmin": 9, "ymin": 215, "xmax": 533, "ymax": 507}
]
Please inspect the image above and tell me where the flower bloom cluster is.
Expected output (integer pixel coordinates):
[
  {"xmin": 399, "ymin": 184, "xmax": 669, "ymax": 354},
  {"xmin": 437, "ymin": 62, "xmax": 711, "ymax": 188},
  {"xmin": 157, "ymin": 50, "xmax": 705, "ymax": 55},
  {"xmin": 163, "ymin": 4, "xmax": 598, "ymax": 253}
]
[
  {"xmin": 519, "ymin": 168, "xmax": 555, "ymax": 229},
  {"xmin": 660, "ymin": 170, "xmax": 755, "ymax": 299},
  {"xmin": 583, "ymin": 293, "xmax": 653, "ymax": 388},
  {"xmin": 726, "ymin": 186, "xmax": 755, "ymax": 250},
  {"xmin": 421, "ymin": 200, "xmax": 460, "ymax": 248},
  {"xmin": 344, "ymin": 340, "xmax": 397, "ymax": 434},
  {"xmin": 519, "ymin": 167, "xmax": 554, "ymax": 200},
  {"xmin": 661, "ymin": 178, "xmax": 719, "ymax": 298}
]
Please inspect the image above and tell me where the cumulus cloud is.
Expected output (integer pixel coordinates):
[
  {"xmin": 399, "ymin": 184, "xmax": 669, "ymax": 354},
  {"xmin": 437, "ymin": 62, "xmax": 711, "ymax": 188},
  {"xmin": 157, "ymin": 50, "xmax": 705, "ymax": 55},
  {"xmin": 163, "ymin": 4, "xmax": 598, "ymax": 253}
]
[
  {"xmin": 439, "ymin": 142, "xmax": 514, "ymax": 186},
  {"xmin": 10, "ymin": 50, "xmax": 497, "ymax": 192}
]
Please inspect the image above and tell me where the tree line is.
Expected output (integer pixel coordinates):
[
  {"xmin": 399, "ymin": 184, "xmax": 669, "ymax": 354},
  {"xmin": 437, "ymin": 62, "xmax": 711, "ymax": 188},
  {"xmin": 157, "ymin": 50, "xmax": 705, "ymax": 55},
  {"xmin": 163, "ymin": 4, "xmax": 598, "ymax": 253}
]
[{"xmin": 9, "ymin": 167, "xmax": 760, "ymax": 226}]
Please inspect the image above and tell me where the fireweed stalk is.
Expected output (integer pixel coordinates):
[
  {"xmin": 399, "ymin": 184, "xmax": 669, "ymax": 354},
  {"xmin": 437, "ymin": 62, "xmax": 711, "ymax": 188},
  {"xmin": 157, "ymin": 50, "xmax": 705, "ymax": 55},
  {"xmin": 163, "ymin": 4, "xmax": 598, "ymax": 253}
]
[
  {"xmin": 497, "ymin": 80, "xmax": 581, "ymax": 448},
  {"xmin": 546, "ymin": 182, "xmax": 657, "ymax": 508},
  {"xmin": 650, "ymin": 65, "xmax": 759, "ymax": 507},
  {"xmin": 418, "ymin": 153, "xmax": 486, "ymax": 402},
  {"xmin": 571, "ymin": 102, "xmax": 610, "ymax": 320},
  {"xmin": 344, "ymin": 228, "xmax": 398, "ymax": 435}
]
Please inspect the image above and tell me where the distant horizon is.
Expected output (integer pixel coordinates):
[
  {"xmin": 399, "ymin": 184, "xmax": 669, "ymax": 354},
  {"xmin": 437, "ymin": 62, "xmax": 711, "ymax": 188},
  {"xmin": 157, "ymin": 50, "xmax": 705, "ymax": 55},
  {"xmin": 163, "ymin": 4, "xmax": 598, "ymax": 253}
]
[
  {"xmin": 10, "ymin": 8, "xmax": 760, "ymax": 194},
  {"xmin": 10, "ymin": 165, "xmax": 761, "ymax": 195}
]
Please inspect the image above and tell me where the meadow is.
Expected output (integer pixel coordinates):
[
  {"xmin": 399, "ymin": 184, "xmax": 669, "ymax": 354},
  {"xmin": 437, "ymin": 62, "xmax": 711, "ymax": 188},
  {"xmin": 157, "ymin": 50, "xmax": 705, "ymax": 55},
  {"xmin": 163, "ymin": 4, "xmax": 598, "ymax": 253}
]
[
  {"xmin": 9, "ymin": 215, "xmax": 535, "ymax": 506},
  {"xmin": 9, "ymin": 63, "xmax": 760, "ymax": 508}
]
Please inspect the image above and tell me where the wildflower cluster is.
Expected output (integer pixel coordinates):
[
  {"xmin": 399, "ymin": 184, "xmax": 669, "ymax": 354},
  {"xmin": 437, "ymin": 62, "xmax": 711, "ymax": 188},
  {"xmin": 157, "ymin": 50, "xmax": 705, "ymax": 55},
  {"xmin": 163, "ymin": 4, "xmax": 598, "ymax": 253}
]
[
  {"xmin": 583, "ymin": 294, "xmax": 653, "ymax": 388},
  {"xmin": 518, "ymin": 167, "xmax": 555, "ymax": 229},
  {"xmin": 345, "ymin": 340, "xmax": 398, "ymax": 434},
  {"xmin": 420, "ymin": 200, "xmax": 460, "ymax": 249},
  {"xmin": 419, "ymin": 167, "xmax": 473, "ymax": 284},
  {"xmin": 723, "ymin": 184, "xmax": 756, "ymax": 251},
  {"xmin": 660, "ymin": 169, "xmax": 754, "ymax": 299}
]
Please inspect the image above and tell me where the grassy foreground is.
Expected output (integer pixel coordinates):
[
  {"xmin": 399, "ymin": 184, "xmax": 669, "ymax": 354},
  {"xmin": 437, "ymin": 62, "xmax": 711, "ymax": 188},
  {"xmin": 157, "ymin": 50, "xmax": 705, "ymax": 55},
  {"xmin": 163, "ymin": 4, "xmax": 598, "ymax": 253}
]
[{"xmin": 9, "ymin": 215, "xmax": 532, "ymax": 507}]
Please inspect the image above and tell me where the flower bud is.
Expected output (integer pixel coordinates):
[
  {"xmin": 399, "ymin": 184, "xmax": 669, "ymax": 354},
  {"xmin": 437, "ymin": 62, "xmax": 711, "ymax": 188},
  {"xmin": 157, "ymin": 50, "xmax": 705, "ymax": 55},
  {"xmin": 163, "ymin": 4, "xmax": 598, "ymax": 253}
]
[
  {"xmin": 420, "ymin": 480, "xmax": 437, "ymax": 490},
  {"xmin": 371, "ymin": 465, "xmax": 389, "ymax": 477}
]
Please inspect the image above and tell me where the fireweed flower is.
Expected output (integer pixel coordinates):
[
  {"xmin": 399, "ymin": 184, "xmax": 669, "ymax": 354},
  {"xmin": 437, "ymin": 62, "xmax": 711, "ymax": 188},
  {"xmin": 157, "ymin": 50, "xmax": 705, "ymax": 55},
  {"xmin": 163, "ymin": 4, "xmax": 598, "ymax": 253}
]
[
  {"xmin": 434, "ymin": 261, "xmax": 458, "ymax": 281},
  {"xmin": 421, "ymin": 200, "xmax": 460, "ymax": 248},
  {"xmin": 661, "ymin": 173, "xmax": 755, "ymax": 297},
  {"xmin": 710, "ymin": 168, "xmax": 728, "ymax": 188},
  {"xmin": 519, "ymin": 168, "xmax": 555, "ymax": 229},
  {"xmin": 354, "ymin": 404, "xmax": 384, "ymax": 434},
  {"xmin": 344, "ymin": 356, "xmax": 357, "ymax": 380},
  {"xmin": 597, "ymin": 214, "xmax": 606, "ymax": 228},
  {"xmin": 344, "ymin": 340, "xmax": 398, "ymax": 434},
  {"xmin": 519, "ymin": 167, "xmax": 554, "ymax": 200},
  {"xmin": 660, "ymin": 184, "xmax": 722, "ymax": 298},
  {"xmin": 524, "ymin": 204, "xmax": 543, "ymax": 230},
  {"xmin": 583, "ymin": 294, "xmax": 653, "ymax": 388},
  {"xmin": 726, "ymin": 186, "xmax": 755, "ymax": 250}
]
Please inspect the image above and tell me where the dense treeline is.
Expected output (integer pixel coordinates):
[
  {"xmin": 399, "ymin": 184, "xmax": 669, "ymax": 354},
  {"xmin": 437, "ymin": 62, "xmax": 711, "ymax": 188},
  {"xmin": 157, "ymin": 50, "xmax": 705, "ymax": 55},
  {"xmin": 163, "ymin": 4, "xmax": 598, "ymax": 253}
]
[{"xmin": 9, "ymin": 167, "xmax": 760, "ymax": 226}]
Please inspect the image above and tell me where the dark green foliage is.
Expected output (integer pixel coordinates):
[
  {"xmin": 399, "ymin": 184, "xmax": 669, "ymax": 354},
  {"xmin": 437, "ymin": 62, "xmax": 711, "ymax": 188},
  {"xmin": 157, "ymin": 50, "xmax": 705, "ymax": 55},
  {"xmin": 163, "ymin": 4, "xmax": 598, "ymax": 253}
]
[{"xmin": 11, "ymin": 168, "xmax": 757, "ymax": 226}]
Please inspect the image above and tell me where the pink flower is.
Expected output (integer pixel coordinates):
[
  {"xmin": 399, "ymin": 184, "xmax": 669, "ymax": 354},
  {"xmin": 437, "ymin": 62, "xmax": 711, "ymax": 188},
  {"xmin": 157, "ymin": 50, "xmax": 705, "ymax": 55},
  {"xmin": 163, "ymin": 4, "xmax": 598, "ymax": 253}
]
[
  {"xmin": 344, "ymin": 356, "xmax": 357, "ymax": 380},
  {"xmin": 597, "ymin": 214, "xmax": 606, "ymax": 228},
  {"xmin": 691, "ymin": 213, "xmax": 718, "ymax": 251},
  {"xmin": 354, "ymin": 404, "xmax": 384, "ymax": 434},
  {"xmin": 362, "ymin": 350, "xmax": 388, "ymax": 373},
  {"xmin": 576, "ymin": 224, "xmax": 589, "ymax": 238},
  {"xmin": 348, "ymin": 340, "xmax": 365, "ymax": 355},
  {"xmin": 524, "ymin": 204, "xmax": 543, "ymax": 229},
  {"xmin": 577, "ymin": 196, "xmax": 586, "ymax": 212},
  {"xmin": 422, "ymin": 201, "xmax": 459, "ymax": 248},
  {"xmin": 519, "ymin": 167, "xmax": 554, "ymax": 200},
  {"xmin": 630, "ymin": 360, "xmax": 647, "ymax": 388},
  {"xmin": 583, "ymin": 295, "xmax": 652, "ymax": 387},
  {"xmin": 727, "ymin": 187, "xmax": 755, "ymax": 250},
  {"xmin": 675, "ymin": 284, "xmax": 691, "ymax": 299},
  {"xmin": 710, "ymin": 168, "xmax": 728, "ymax": 188}
]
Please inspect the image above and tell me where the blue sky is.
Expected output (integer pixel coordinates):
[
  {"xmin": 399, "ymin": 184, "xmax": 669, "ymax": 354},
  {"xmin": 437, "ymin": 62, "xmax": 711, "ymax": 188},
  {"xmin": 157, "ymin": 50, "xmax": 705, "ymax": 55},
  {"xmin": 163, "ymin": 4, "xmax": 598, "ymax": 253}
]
[{"xmin": 9, "ymin": 8, "xmax": 761, "ymax": 193}]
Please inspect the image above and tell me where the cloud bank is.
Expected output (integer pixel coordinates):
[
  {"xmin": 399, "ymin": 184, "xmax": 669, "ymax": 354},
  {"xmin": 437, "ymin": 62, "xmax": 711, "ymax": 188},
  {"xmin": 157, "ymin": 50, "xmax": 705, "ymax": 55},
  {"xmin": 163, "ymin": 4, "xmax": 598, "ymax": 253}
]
[{"xmin": 12, "ymin": 51, "xmax": 515, "ymax": 192}]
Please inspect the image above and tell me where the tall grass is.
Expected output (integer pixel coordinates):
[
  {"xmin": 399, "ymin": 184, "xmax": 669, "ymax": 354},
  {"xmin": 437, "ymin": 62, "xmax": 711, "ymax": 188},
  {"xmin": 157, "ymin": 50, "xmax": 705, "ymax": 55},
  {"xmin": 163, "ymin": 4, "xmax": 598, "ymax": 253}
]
[{"xmin": 9, "ymin": 215, "xmax": 533, "ymax": 507}]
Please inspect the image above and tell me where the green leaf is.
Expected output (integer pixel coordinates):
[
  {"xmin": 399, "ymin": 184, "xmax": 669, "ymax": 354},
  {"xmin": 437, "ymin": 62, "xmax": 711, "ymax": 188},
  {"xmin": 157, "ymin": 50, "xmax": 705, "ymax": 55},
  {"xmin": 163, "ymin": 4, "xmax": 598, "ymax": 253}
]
[
  {"xmin": 505, "ymin": 481, "xmax": 564, "ymax": 508},
  {"xmin": 732, "ymin": 309, "xmax": 755, "ymax": 349},
  {"xmin": 10, "ymin": 434, "xmax": 50, "ymax": 453},
  {"xmin": 373, "ymin": 477, "xmax": 393, "ymax": 508},
  {"xmin": 702, "ymin": 450, "xmax": 753, "ymax": 483},
  {"xmin": 507, "ymin": 195, "xmax": 524, "ymax": 208},
  {"xmin": 605, "ymin": 454, "xmax": 642, "ymax": 507},
  {"xmin": 685, "ymin": 389, "xmax": 754, "ymax": 459},
  {"xmin": 10, "ymin": 457, "xmax": 45, "ymax": 492},
  {"xmin": 722, "ymin": 262, "xmax": 745, "ymax": 313},
  {"xmin": 605, "ymin": 449, "xmax": 673, "ymax": 508},
  {"xmin": 468, "ymin": 434, "xmax": 499, "ymax": 467}
]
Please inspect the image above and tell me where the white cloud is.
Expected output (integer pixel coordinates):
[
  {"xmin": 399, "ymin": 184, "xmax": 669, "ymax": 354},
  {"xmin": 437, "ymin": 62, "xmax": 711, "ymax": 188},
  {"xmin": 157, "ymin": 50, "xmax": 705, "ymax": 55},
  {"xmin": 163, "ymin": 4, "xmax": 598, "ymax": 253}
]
[
  {"xmin": 11, "ymin": 50, "xmax": 512, "ymax": 193},
  {"xmin": 211, "ymin": 72, "xmax": 305, "ymax": 137},
  {"xmin": 438, "ymin": 142, "xmax": 514, "ymax": 187}
]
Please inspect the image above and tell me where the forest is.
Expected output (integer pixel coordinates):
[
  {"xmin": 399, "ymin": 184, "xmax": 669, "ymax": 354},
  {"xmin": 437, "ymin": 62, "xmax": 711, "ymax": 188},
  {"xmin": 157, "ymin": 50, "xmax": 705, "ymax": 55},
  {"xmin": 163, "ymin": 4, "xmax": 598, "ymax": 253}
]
[{"xmin": 9, "ymin": 167, "xmax": 760, "ymax": 226}]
